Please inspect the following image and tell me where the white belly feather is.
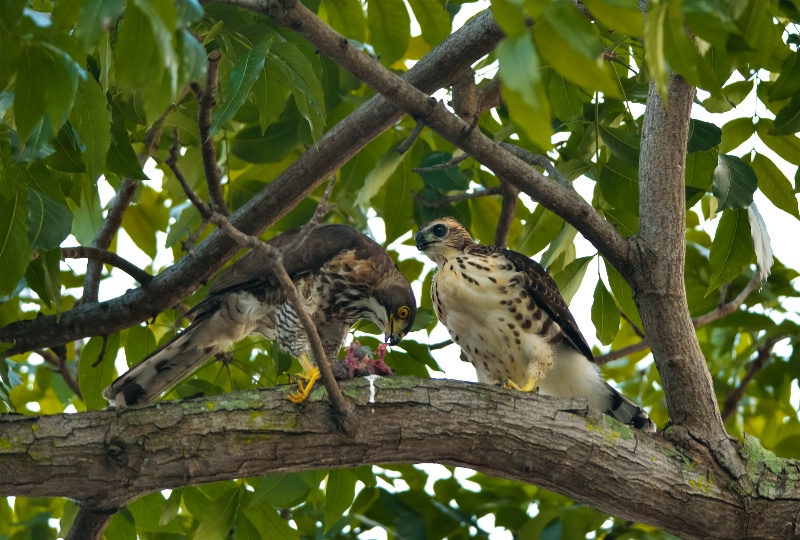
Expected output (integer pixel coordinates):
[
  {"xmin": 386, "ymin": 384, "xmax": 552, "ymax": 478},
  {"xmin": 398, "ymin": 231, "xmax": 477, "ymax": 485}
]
[{"xmin": 432, "ymin": 254, "xmax": 608, "ymax": 409}]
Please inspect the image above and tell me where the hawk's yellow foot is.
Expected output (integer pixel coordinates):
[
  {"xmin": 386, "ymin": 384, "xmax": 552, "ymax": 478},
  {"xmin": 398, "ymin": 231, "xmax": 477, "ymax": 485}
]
[
  {"xmin": 287, "ymin": 354, "xmax": 320, "ymax": 403},
  {"xmin": 503, "ymin": 377, "xmax": 539, "ymax": 393},
  {"xmin": 287, "ymin": 367, "xmax": 320, "ymax": 403}
]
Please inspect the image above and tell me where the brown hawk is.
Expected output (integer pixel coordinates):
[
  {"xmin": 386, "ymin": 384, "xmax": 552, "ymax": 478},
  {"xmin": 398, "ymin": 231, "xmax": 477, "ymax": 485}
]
[
  {"xmin": 415, "ymin": 217, "xmax": 655, "ymax": 432},
  {"xmin": 104, "ymin": 224, "xmax": 416, "ymax": 406}
]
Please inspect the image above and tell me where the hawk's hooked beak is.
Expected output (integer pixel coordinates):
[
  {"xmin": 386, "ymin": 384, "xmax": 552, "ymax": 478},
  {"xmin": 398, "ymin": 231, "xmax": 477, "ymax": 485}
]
[
  {"xmin": 414, "ymin": 230, "xmax": 433, "ymax": 251},
  {"xmin": 384, "ymin": 314, "xmax": 403, "ymax": 346}
]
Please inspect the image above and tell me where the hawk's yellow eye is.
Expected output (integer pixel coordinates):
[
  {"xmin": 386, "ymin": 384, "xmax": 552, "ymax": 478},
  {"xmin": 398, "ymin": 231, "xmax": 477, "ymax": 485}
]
[{"xmin": 398, "ymin": 306, "xmax": 410, "ymax": 319}]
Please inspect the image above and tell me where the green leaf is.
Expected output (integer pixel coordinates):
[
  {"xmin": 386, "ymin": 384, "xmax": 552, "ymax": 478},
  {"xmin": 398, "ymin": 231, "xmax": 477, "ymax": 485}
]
[
  {"xmin": 15, "ymin": 42, "xmax": 82, "ymax": 141},
  {"xmin": 770, "ymin": 93, "xmax": 800, "ymax": 135},
  {"xmin": 27, "ymin": 188, "xmax": 72, "ymax": 251},
  {"xmin": 604, "ymin": 258, "xmax": 641, "ymax": 328},
  {"xmin": 756, "ymin": 119, "xmax": 800, "ymax": 165},
  {"xmin": 252, "ymin": 54, "xmax": 293, "ymax": 133},
  {"xmin": 533, "ymin": 4, "xmax": 621, "ymax": 99},
  {"xmin": 751, "ymin": 153, "xmax": 799, "ymax": 219},
  {"xmin": 212, "ymin": 37, "xmax": 272, "ymax": 133},
  {"xmin": 580, "ymin": 0, "xmax": 643, "ymax": 36},
  {"xmin": 69, "ymin": 75, "xmax": 111, "ymax": 182},
  {"xmin": 644, "ymin": 0, "xmax": 668, "ymax": 99},
  {"xmin": 720, "ymin": 117, "xmax": 755, "ymax": 153},
  {"xmin": 107, "ymin": 105, "xmax": 148, "ymax": 179},
  {"xmin": 552, "ymin": 256, "xmax": 592, "ymax": 305},
  {"xmin": 408, "ymin": 0, "xmax": 451, "ymax": 48},
  {"xmin": 121, "ymin": 187, "xmax": 169, "ymax": 258},
  {"xmin": 105, "ymin": 510, "xmax": 137, "ymax": 540},
  {"xmin": 325, "ymin": 469, "xmax": 357, "ymax": 532},
  {"xmin": 125, "ymin": 325, "xmax": 158, "ymax": 367},
  {"xmin": 46, "ymin": 123, "xmax": 86, "ymax": 173},
  {"xmin": 547, "ymin": 70, "xmax": 584, "ymax": 123},
  {"xmin": 177, "ymin": 28, "xmax": 208, "ymax": 88},
  {"xmin": 770, "ymin": 51, "xmax": 800, "ymax": 101},
  {"xmin": 74, "ymin": 0, "xmax": 126, "ymax": 51},
  {"xmin": 707, "ymin": 208, "xmax": 754, "ymax": 294},
  {"xmin": 417, "ymin": 152, "xmax": 470, "ymax": 191},
  {"xmin": 0, "ymin": 29, "xmax": 21, "ymax": 91},
  {"xmin": 24, "ymin": 250, "xmax": 60, "ymax": 309},
  {"xmin": 687, "ymin": 119, "xmax": 722, "ymax": 153},
  {"xmin": 685, "ymin": 150, "xmax": 717, "ymax": 199},
  {"xmin": 661, "ymin": 1, "xmax": 720, "ymax": 92},
  {"xmin": 242, "ymin": 506, "xmax": 299, "ymax": 540},
  {"xmin": 0, "ymin": 188, "xmax": 29, "ymax": 296},
  {"xmin": 356, "ymin": 142, "xmax": 407, "ymax": 206},
  {"xmin": 712, "ymin": 154, "xmax": 758, "ymax": 210},
  {"xmin": 540, "ymin": 224, "xmax": 577, "ymax": 269},
  {"xmin": 598, "ymin": 157, "xmax": 639, "ymax": 214},
  {"xmin": 270, "ymin": 42, "xmax": 326, "ymax": 142},
  {"xmin": 231, "ymin": 118, "xmax": 308, "ymax": 164},
  {"xmin": 496, "ymin": 35, "xmax": 552, "ymax": 149},
  {"xmin": 599, "ymin": 126, "xmax": 640, "ymax": 165},
  {"xmin": 78, "ymin": 333, "xmax": 121, "ymax": 410},
  {"xmin": 249, "ymin": 473, "xmax": 310, "ymax": 508},
  {"xmin": 592, "ymin": 279, "xmax": 619, "ymax": 345},
  {"xmin": 514, "ymin": 205, "xmax": 564, "ymax": 255},
  {"xmin": 324, "ymin": 0, "xmax": 366, "ymax": 41},
  {"xmin": 195, "ymin": 487, "xmax": 240, "ymax": 540},
  {"xmin": 367, "ymin": 0, "xmax": 411, "ymax": 66}
]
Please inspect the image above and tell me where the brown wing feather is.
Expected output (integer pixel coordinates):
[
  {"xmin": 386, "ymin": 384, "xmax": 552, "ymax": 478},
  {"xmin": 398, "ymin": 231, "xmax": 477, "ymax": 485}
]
[
  {"xmin": 210, "ymin": 224, "xmax": 366, "ymax": 294},
  {"xmin": 467, "ymin": 243, "xmax": 594, "ymax": 361}
]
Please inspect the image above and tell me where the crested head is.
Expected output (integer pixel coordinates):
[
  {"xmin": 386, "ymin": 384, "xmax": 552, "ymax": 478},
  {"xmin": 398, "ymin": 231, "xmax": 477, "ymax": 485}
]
[{"xmin": 414, "ymin": 217, "xmax": 474, "ymax": 265}]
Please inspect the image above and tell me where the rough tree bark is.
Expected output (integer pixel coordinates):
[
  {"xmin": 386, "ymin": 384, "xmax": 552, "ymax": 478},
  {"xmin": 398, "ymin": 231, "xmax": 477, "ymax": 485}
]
[{"xmin": 2, "ymin": 380, "xmax": 799, "ymax": 540}]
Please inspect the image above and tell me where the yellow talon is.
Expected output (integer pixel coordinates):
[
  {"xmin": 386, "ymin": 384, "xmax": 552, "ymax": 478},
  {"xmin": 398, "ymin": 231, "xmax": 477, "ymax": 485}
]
[
  {"xmin": 287, "ymin": 366, "xmax": 320, "ymax": 404},
  {"xmin": 503, "ymin": 377, "xmax": 539, "ymax": 393}
]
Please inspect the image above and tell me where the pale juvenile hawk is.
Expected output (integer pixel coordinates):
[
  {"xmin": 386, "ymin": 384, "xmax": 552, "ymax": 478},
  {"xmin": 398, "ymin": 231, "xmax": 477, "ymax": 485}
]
[
  {"xmin": 415, "ymin": 217, "xmax": 654, "ymax": 432},
  {"xmin": 104, "ymin": 224, "xmax": 416, "ymax": 406}
]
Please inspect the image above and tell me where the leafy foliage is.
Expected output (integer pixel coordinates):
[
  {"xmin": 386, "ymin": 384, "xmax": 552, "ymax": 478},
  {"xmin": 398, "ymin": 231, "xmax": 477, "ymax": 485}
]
[{"xmin": 1, "ymin": 0, "xmax": 800, "ymax": 538}]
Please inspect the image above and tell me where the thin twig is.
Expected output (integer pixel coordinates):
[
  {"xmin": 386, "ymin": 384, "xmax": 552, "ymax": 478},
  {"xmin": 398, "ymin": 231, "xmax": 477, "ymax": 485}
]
[
  {"xmin": 182, "ymin": 216, "xmax": 210, "ymax": 253},
  {"xmin": 61, "ymin": 247, "xmax": 152, "ymax": 286},
  {"xmin": 165, "ymin": 133, "xmax": 355, "ymax": 423},
  {"xmin": 196, "ymin": 50, "xmax": 228, "ymax": 216},
  {"xmin": 495, "ymin": 182, "xmax": 519, "ymax": 248},
  {"xmin": 397, "ymin": 118, "xmax": 426, "ymax": 154},
  {"xmin": 429, "ymin": 339, "xmax": 453, "ymax": 350},
  {"xmin": 35, "ymin": 349, "xmax": 82, "ymax": 399},
  {"xmin": 412, "ymin": 152, "xmax": 469, "ymax": 173},
  {"xmin": 720, "ymin": 337, "xmax": 779, "ymax": 422},
  {"xmin": 597, "ymin": 272, "xmax": 762, "ymax": 364},
  {"xmin": 413, "ymin": 186, "xmax": 502, "ymax": 208}
]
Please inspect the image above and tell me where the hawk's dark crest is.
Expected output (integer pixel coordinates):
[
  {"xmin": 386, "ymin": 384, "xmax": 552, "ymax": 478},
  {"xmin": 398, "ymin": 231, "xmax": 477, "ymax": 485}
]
[
  {"xmin": 104, "ymin": 224, "xmax": 416, "ymax": 406},
  {"xmin": 415, "ymin": 217, "xmax": 654, "ymax": 432}
]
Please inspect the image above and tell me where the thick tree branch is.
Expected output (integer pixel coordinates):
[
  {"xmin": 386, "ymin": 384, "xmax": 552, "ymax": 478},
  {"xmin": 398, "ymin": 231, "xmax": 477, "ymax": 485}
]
[
  {"xmin": 262, "ymin": 0, "xmax": 631, "ymax": 277},
  {"xmin": 61, "ymin": 247, "xmax": 152, "ymax": 286},
  {"xmin": 2, "ymin": 379, "xmax": 799, "ymax": 540},
  {"xmin": 0, "ymin": 8, "xmax": 504, "ymax": 355},
  {"xmin": 634, "ymin": 73, "xmax": 741, "ymax": 469}
]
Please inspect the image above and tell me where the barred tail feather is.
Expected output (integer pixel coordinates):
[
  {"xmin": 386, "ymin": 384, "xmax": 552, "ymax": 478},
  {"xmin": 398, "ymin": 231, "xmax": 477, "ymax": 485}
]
[
  {"xmin": 102, "ymin": 324, "xmax": 219, "ymax": 407},
  {"xmin": 604, "ymin": 382, "xmax": 656, "ymax": 433}
]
